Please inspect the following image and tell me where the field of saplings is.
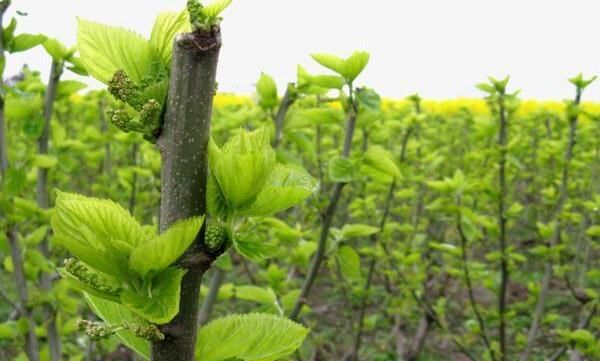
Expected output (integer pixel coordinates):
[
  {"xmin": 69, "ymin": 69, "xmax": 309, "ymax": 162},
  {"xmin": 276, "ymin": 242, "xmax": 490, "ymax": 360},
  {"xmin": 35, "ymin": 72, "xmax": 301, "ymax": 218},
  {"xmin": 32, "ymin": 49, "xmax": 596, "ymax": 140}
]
[{"xmin": 1, "ymin": 1, "xmax": 599, "ymax": 361}]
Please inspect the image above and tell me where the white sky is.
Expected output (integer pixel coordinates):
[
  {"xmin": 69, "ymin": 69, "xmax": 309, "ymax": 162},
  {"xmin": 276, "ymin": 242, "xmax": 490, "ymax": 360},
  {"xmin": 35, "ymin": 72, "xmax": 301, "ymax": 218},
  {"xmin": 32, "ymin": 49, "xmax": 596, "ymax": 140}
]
[{"xmin": 5, "ymin": 0, "xmax": 600, "ymax": 100}]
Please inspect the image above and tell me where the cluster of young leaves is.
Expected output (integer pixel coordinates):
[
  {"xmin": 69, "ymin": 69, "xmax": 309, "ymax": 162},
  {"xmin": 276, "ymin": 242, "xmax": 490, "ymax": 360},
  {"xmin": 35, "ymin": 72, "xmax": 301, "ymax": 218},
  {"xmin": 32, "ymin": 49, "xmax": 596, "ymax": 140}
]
[
  {"xmin": 76, "ymin": 11, "xmax": 190, "ymax": 141},
  {"xmin": 208, "ymin": 127, "xmax": 316, "ymax": 220},
  {"xmin": 187, "ymin": 0, "xmax": 234, "ymax": 31},
  {"xmin": 51, "ymin": 191, "xmax": 203, "ymax": 325}
]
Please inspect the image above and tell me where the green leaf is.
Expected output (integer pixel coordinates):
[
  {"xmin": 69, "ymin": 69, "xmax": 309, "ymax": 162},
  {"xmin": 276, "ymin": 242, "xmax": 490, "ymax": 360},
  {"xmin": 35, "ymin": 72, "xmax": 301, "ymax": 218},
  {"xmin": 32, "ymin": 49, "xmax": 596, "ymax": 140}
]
[
  {"xmin": 209, "ymin": 128, "xmax": 276, "ymax": 209},
  {"xmin": 568, "ymin": 73, "xmax": 597, "ymax": 90},
  {"xmin": 121, "ymin": 267, "xmax": 184, "ymax": 324},
  {"xmin": 196, "ymin": 313, "xmax": 309, "ymax": 361},
  {"xmin": 203, "ymin": 0, "xmax": 234, "ymax": 18},
  {"xmin": 235, "ymin": 285, "xmax": 278, "ymax": 306},
  {"xmin": 488, "ymin": 76, "xmax": 510, "ymax": 93},
  {"xmin": 362, "ymin": 146, "xmax": 401, "ymax": 179},
  {"xmin": 341, "ymin": 224, "xmax": 379, "ymax": 239},
  {"xmin": 337, "ymin": 245, "xmax": 361, "ymax": 281},
  {"xmin": 311, "ymin": 51, "xmax": 369, "ymax": 82},
  {"xmin": 0, "ymin": 322, "xmax": 16, "ymax": 340},
  {"xmin": 33, "ymin": 154, "xmax": 57, "ymax": 169},
  {"xmin": 236, "ymin": 164, "xmax": 315, "ymax": 217},
  {"xmin": 343, "ymin": 51, "xmax": 370, "ymax": 82},
  {"xmin": 85, "ymin": 294, "xmax": 150, "ymax": 360},
  {"xmin": 328, "ymin": 156, "xmax": 354, "ymax": 183},
  {"xmin": 357, "ymin": 88, "xmax": 381, "ymax": 111},
  {"xmin": 150, "ymin": 11, "xmax": 191, "ymax": 68},
  {"xmin": 9, "ymin": 33, "xmax": 46, "ymax": 53},
  {"xmin": 3, "ymin": 18, "xmax": 17, "ymax": 45},
  {"xmin": 43, "ymin": 38, "xmax": 69, "ymax": 61},
  {"xmin": 51, "ymin": 192, "xmax": 144, "ymax": 278},
  {"xmin": 24, "ymin": 226, "xmax": 48, "ymax": 246},
  {"xmin": 286, "ymin": 108, "xmax": 343, "ymax": 129},
  {"xmin": 476, "ymin": 82, "xmax": 495, "ymax": 94},
  {"xmin": 129, "ymin": 216, "xmax": 203, "ymax": 278},
  {"xmin": 311, "ymin": 53, "xmax": 346, "ymax": 76},
  {"xmin": 256, "ymin": 72, "xmax": 278, "ymax": 110},
  {"xmin": 297, "ymin": 65, "xmax": 344, "ymax": 90},
  {"xmin": 214, "ymin": 253, "xmax": 233, "ymax": 271},
  {"xmin": 65, "ymin": 56, "xmax": 89, "ymax": 76},
  {"xmin": 310, "ymin": 74, "xmax": 345, "ymax": 89},
  {"xmin": 234, "ymin": 233, "xmax": 279, "ymax": 262},
  {"xmin": 77, "ymin": 18, "xmax": 157, "ymax": 84},
  {"xmin": 57, "ymin": 80, "xmax": 87, "ymax": 98},
  {"xmin": 586, "ymin": 225, "xmax": 600, "ymax": 237}
]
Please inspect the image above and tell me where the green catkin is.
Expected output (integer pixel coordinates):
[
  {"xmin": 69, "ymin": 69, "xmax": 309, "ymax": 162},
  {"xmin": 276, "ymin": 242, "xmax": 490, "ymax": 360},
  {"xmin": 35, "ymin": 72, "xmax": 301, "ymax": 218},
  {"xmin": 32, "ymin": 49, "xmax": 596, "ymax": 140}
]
[
  {"xmin": 107, "ymin": 69, "xmax": 141, "ymax": 107},
  {"xmin": 63, "ymin": 258, "xmax": 121, "ymax": 294},
  {"xmin": 205, "ymin": 220, "xmax": 229, "ymax": 251}
]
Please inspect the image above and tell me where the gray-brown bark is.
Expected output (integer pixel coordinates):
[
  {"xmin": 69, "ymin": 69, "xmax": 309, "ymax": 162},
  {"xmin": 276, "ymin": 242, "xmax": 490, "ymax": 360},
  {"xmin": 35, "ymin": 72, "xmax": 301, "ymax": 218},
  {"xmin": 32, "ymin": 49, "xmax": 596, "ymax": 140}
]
[
  {"xmin": 37, "ymin": 59, "xmax": 64, "ymax": 361},
  {"xmin": 99, "ymin": 97, "xmax": 111, "ymax": 175},
  {"xmin": 151, "ymin": 27, "xmax": 221, "ymax": 361},
  {"xmin": 7, "ymin": 228, "xmax": 40, "ymax": 361},
  {"xmin": 273, "ymin": 83, "xmax": 295, "ymax": 148}
]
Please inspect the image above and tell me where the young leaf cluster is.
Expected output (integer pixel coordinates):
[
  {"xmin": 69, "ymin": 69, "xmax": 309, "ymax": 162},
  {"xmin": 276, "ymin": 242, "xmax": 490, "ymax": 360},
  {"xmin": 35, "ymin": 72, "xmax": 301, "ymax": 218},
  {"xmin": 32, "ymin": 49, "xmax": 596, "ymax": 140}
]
[
  {"xmin": 208, "ymin": 127, "xmax": 316, "ymax": 220},
  {"xmin": 187, "ymin": 0, "xmax": 234, "ymax": 32},
  {"xmin": 51, "ymin": 191, "xmax": 204, "ymax": 324},
  {"xmin": 77, "ymin": 12, "xmax": 191, "ymax": 141}
]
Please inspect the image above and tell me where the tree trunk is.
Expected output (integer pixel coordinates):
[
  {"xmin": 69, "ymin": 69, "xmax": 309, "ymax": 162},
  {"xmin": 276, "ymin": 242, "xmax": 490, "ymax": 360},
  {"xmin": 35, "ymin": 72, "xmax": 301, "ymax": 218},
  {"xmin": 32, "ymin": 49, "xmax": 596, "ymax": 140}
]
[{"xmin": 151, "ymin": 27, "xmax": 221, "ymax": 361}]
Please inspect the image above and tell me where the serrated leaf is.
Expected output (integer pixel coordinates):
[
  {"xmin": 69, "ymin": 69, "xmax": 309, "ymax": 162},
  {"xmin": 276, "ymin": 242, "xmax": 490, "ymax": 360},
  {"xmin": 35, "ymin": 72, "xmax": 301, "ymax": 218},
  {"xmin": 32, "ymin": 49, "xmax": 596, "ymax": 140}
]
[
  {"xmin": 77, "ymin": 18, "xmax": 157, "ymax": 84},
  {"xmin": 196, "ymin": 313, "xmax": 309, "ymax": 361},
  {"xmin": 51, "ymin": 191, "xmax": 144, "ymax": 278},
  {"xmin": 234, "ymin": 233, "xmax": 279, "ymax": 262},
  {"xmin": 150, "ymin": 11, "xmax": 191, "ymax": 68},
  {"xmin": 328, "ymin": 156, "xmax": 354, "ymax": 183},
  {"xmin": 120, "ymin": 267, "xmax": 184, "ymax": 324},
  {"xmin": 209, "ymin": 128, "xmax": 276, "ymax": 209},
  {"xmin": 85, "ymin": 294, "xmax": 150, "ymax": 360},
  {"xmin": 236, "ymin": 164, "xmax": 315, "ymax": 217},
  {"xmin": 129, "ymin": 216, "xmax": 203, "ymax": 278},
  {"xmin": 341, "ymin": 224, "xmax": 379, "ymax": 239}
]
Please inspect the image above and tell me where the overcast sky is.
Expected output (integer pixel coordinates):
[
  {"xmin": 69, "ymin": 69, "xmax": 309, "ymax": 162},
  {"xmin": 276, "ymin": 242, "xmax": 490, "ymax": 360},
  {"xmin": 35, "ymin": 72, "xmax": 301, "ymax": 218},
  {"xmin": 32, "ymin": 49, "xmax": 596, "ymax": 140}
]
[{"xmin": 5, "ymin": 0, "xmax": 600, "ymax": 100}]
